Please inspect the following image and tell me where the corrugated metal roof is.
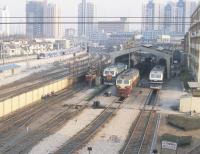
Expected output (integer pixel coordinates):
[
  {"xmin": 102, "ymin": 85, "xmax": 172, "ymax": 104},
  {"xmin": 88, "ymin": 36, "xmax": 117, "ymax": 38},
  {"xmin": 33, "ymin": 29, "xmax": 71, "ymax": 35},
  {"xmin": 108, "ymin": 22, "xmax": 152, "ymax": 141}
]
[{"xmin": 0, "ymin": 64, "xmax": 20, "ymax": 72}]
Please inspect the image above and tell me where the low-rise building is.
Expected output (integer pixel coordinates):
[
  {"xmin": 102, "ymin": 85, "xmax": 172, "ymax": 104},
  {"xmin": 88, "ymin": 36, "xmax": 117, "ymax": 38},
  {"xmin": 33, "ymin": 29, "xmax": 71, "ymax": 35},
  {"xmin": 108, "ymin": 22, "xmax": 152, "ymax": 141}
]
[
  {"xmin": 157, "ymin": 35, "xmax": 171, "ymax": 44},
  {"xmin": 0, "ymin": 38, "xmax": 76, "ymax": 56},
  {"xmin": 28, "ymin": 42, "xmax": 53, "ymax": 54},
  {"xmin": 186, "ymin": 4, "xmax": 200, "ymax": 82},
  {"xmin": 53, "ymin": 39, "xmax": 71, "ymax": 50},
  {"xmin": 3, "ymin": 44, "xmax": 22, "ymax": 56}
]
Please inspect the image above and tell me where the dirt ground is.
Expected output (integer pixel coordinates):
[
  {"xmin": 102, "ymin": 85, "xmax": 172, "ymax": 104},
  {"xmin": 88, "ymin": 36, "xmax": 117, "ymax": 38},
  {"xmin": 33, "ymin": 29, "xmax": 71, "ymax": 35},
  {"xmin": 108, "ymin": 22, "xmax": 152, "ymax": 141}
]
[
  {"xmin": 157, "ymin": 114, "xmax": 200, "ymax": 154},
  {"xmin": 156, "ymin": 79, "xmax": 200, "ymax": 154}
]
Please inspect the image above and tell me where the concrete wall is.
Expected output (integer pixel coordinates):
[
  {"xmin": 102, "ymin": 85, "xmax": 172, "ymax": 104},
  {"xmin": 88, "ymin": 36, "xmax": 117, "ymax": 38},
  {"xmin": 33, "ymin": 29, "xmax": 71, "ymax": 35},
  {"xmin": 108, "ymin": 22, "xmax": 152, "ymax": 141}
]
[
  {"xmin": 0, "ymin": 77, "xmax": 75, "ymax": 118},
  {"xmin": 180, "ymin": 96, "xmax": 200, "ymax": 113}
]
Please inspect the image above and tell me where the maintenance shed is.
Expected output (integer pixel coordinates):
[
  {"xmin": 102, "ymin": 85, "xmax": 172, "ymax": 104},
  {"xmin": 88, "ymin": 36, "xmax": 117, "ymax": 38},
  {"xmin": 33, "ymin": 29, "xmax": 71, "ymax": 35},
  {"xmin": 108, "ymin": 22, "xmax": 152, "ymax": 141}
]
[
  {"xmin": 0, "ymin": 64, "xmax": 20, "ymax": 78},
  {"xmin": 180, "ymin": 82, "xmax": 200, "ymax": 113}
]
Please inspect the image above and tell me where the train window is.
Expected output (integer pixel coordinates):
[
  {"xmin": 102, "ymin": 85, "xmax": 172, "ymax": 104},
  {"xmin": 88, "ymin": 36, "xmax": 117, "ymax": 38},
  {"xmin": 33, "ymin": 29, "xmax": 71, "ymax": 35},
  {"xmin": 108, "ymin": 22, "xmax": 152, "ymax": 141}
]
[
  {"xmin": 151, "ymin": 74, "xmax": 156, "ymax": 78},
  {"xmin": 151, "ymin": 74, "xmax": 161, "ymax": 79},
  {"xmin": 110, "ymin": 71, "xmax": 114, "ymax": 75},
  {"xmin": 156, "ymin": 75, "xmax": 161, "ymax": 78},
  {"xmin": 117, "ymin": 80, "xmax": 122, "ymax": 84},
  {"xmin": 124, "ymin": 80, "xmax": 129, "ymax": 84},
  {"xmin": 105, "ymin": 71, "xmax": 109, "ymax": 74}
]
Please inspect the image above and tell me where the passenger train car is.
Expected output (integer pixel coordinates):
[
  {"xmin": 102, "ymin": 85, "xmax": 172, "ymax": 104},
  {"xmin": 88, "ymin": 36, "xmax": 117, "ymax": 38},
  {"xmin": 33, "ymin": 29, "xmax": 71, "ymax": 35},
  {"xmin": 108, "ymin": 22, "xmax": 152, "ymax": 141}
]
[
  {"xmin": 37, "ymin": 47, "xmax": 83, "ymax": 59},
  {"xmin": 103, "ymin": 63, "xmax": 127, "ymax": 85},
  {"xmin": 116, "ymin": 69, "xmax": 140, "ymax": 97},
  {"xmin": 149, "ymin": 65, "xmax": 165, "ymax": 89}
]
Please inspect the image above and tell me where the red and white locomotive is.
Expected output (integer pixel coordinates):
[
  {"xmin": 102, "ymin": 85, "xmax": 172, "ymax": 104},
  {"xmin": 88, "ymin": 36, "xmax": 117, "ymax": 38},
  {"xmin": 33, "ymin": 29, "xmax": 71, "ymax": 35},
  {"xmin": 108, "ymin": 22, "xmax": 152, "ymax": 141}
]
[{"xmin": 116, "ymin": 69, "xmax": 140, "ymax": 97}]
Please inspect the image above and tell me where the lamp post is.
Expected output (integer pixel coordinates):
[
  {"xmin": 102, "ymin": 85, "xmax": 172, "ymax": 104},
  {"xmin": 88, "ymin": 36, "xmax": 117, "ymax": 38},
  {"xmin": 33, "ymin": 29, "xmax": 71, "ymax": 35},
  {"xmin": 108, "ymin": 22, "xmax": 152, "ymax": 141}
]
[
  {"xmin": 152, "ymin": 149, "xmax": 158, "ymax": 154},
  {"xmin": 26, "ymin": 46, "xmax": 30, "ymax": 69},
  {"xmin": 87, "ymin": 147, "xmax": 92, "ymax": 154},
  {"xmin": 129, "ymin": 48, "xmax": 131, "ymax": 69}
]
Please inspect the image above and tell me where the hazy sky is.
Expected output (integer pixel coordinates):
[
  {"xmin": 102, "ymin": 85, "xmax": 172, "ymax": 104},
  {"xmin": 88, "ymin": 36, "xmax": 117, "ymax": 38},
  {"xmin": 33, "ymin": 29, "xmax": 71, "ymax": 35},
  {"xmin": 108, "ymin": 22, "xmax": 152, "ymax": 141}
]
[
  {"xmin": 0, "ymin": 0, "xmax": 199, "ymax": 34},
  {"xmin": 0, "ymin": 0, "xmax": 143, "ymax": 17}
]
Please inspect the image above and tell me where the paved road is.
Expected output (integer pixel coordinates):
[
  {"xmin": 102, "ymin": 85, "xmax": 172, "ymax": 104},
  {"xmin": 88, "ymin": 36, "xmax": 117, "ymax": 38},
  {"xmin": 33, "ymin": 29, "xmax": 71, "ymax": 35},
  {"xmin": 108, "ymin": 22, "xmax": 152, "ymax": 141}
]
[{"xmin": 159, "ymin": 78, "xmax": 186, "ymax": 113}]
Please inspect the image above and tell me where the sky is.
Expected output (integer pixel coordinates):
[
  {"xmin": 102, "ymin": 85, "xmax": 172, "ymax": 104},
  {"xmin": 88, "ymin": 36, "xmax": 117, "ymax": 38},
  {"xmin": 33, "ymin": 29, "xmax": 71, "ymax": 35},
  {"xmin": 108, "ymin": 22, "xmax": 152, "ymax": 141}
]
[
  {"xmin": 0, "ymin": 0, "xmax": 143, "ymax": 17},
  {"xmin": 0, "ymin": 0, "xmax": 144, "ymax": 34},
  {"xmin": 0, "ymin": 0, "xmax": 199, "ymax": 34}
]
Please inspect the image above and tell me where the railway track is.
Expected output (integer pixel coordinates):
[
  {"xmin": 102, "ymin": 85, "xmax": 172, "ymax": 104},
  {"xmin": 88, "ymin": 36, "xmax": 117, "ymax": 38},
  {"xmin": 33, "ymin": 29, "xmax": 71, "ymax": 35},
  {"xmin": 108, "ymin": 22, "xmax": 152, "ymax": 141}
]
[
  {"xmin": 189, "ymin": 145, "xmax": 200, "ymax": 154},
  {"xmin": 0, "ymin": 82, "xmax": 86, "ymax": 133},
  {"xmin": 55, "ymin": 98, "xmax": 122, "ymax": 154},
  {"xmin": 0, "ymin": 57, "xmax": 36, "ymax": 65},
  {"xmin": 0, "ymin": 53, "xmax": 107, "ymax": 101},
  {"xmin": 2, "ymin": 103, "xmax": 86, "ymax": 154},
  {"xmin": 0, "ymin": 84, "xmax": 88, "ymax": 153},
  {"xmin": 0, "ymin": 84, "xmax": 112, "ymax": 154},
  {"xmin": 0, "ymin": 89, "xmax": 71, "ymax": 132},
  {"xmin": 0, "ymin": 68, "xmax": 69, "ymax": 100},
  {"xmin": 0, "ymin": 55, "xmax": 89, "ymax": 101},
  {"xmin": 121, "ymin": 90, "xmax": 159, "ymax": 154}
]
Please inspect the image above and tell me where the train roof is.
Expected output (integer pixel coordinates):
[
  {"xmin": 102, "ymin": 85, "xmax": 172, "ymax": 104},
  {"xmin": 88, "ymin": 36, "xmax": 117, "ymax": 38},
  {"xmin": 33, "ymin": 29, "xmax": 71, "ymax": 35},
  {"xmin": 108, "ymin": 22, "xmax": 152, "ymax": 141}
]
[
  {"xmin": 151, "ymin": 65, "xmax": 165, "ymax": 72},
  {"xmin": 117, "ymin": 69, "xmax": 139, "ymax": 80},
  {"xmin": 105, "ymin": 63, "xmax": 126, "ymax": 69}
]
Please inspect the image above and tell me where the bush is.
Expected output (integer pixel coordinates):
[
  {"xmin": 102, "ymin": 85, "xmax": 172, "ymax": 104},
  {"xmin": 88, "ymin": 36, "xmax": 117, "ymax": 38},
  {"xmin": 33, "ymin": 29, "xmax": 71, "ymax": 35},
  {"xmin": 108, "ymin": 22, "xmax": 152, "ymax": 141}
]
[
  {"xmin": 161, "ymin": 133, "xmax": 192, "ymax": 147},
  {"xmin": 167, "ymin": 114, "xmax": 200, "ymax": 131},
  {"xmin": 180, "ymin": 70, "xmax": 194, "ymax": 90}
]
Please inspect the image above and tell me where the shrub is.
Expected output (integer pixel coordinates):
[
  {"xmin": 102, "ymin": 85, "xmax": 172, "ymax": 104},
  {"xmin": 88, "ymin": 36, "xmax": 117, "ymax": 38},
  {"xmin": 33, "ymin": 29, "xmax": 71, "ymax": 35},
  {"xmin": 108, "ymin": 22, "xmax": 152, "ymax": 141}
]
[
  {"xmin": 167, "ymin": 114, "xmax": 200, "ymax": 131},
  {"xmin": 161, "ymin": 133, "xmax": 192, "ymax": 147}
]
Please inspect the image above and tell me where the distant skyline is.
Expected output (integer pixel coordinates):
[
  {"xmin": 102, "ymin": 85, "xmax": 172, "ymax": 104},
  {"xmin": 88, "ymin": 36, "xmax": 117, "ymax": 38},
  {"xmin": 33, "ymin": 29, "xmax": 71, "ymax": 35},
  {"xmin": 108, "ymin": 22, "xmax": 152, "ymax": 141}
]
[{"xmin": 0, "ymin": 0, "xmax": 199, "ymax": 34}]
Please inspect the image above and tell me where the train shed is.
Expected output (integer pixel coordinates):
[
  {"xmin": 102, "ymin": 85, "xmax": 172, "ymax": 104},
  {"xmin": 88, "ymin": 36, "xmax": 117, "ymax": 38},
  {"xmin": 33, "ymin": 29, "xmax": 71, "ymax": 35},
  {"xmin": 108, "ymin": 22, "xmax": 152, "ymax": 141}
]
[
  {"xmin": 180, "ymin": 82, "xmax": 200, "ymax": 113},
  {"xmin": 0, "ymin": 64, "xmax": 20, "ymax": 78}
]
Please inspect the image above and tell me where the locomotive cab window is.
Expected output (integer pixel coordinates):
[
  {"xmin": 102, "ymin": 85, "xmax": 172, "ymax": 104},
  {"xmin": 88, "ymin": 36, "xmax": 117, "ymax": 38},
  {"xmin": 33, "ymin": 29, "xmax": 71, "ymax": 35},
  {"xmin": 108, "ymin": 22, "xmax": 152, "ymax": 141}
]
[
  {"xmin": 110, "ymin": 71, "xmax": 114, "ymax": 75},
  {"xmin": 117, "ymin": 80, "xmax": 123, "ymax": 84},
  {"xmin": 105, "ymin": 71, "xmax": 109, "ymax": 75},
  {"xmin": 124, "ymin": 80, "xmax": 129, "ymax": 85},
  {"xmin": 156, "ymin": 75, "xmax": 161, "ymax": 78}
]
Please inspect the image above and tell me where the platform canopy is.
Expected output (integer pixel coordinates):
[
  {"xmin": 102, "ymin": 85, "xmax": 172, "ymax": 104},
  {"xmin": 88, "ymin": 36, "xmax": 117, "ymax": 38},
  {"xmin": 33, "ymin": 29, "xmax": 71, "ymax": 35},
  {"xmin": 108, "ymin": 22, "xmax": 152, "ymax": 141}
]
[{"xmin": 0, "ymin": 64, "xmax": 20, "ymax": 72}]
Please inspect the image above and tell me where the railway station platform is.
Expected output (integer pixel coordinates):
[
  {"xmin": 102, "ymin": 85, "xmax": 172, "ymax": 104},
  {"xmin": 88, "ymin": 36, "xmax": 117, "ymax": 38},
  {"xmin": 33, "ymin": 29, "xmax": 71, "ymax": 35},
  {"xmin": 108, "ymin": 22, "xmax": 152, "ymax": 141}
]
[{"xmin": 0, "ymin": 64, "xmax": 20, "ymax": 78}]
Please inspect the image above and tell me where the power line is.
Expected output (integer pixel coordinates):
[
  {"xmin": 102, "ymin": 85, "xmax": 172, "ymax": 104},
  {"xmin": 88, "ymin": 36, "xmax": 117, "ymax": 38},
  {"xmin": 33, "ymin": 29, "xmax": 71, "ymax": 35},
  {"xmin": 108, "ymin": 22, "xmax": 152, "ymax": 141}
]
[
  {"xmin": 0, "ymin": 16, "xmax": 192, "ymax": 19},
  {"xmin": 0, "ymin": 22, "xmax": 192, "ymax": 25}
]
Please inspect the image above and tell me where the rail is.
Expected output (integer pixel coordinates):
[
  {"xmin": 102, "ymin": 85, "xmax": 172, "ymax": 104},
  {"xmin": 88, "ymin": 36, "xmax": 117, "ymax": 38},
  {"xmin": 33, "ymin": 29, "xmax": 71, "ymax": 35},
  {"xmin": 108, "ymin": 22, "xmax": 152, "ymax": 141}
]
[
  {"xmin": 189, "ymin": 144, "xmax": 200, "ymax": 154},
  {"xmin": 56, "ymin": 98, "xmax": 123, "ymax": 154},
  {"xmin": 121, "ymin": 90, "xmax": 159, "ymax": 154},
  {"xmin": 0, "ymin": 85, "xmax": 88, "ymax": 153}
]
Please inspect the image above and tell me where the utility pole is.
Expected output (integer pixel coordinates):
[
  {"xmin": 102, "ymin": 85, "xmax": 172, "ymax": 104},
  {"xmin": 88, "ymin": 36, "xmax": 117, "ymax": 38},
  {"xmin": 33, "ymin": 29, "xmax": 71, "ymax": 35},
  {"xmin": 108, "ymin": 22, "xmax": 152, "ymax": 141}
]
[
  {"xmin": 1, "ymin": 44, "xmax": 5, "ymax": 65},
  {"xmin": 26, "ymin": 46, "xmax": 30, "ymax": 69},
  {"xmin": 129, "ymin": 48, "xmax": 131, "ymax": 69},
  {"xmin": 188, "ymin": 31, "xmax": 191, "ymax": 69}
]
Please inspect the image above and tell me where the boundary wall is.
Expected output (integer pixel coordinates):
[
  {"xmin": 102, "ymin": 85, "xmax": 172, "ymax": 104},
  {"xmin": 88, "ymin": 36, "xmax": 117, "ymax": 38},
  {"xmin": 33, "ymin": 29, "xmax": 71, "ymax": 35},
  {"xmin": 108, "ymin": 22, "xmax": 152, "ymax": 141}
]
[{"xmin": 0, "ymin": 77, "xmax": 75, "ymax": 118}]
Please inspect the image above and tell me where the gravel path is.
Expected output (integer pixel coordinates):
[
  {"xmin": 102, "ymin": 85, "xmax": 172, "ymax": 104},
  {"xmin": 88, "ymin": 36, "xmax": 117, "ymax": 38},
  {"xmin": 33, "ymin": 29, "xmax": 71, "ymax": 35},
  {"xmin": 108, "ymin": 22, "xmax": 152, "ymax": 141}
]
[
  {"xmin": 28, "ymin": 108, "xmax": 103, "ymax": 154},
  {"xmin": 78, "ymin": 109, "xmax": 140, "ymax": 154}
]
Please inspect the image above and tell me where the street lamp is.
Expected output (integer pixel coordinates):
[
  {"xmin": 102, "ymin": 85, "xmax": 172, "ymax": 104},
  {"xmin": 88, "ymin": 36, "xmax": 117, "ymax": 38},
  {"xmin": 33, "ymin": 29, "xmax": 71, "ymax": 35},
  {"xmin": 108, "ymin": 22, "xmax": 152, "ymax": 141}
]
[
  {"xmin": 87, "ymin": 147, "xmax": 92, "ymax": 154},
  {"xmin": 26, "ymin": 46, "xmax": 30, "ymax": 69},
  {"xmin": 152, "ymin": 149, "xmax": 158, "ymax": 154},
  {"xmin": 129, "ymin": 48, "xmax": 131, "ymax": 69}
]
